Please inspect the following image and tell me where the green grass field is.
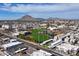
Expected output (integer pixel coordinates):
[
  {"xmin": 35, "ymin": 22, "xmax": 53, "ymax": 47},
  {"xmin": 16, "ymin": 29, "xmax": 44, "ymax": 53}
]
[
  {"xmin": 31, "ymin": 28, "xmax": 49, "ymax": 43},
  {"xmin": 18, "ymin": 28, "xmax": 49, "ymax": 43}
]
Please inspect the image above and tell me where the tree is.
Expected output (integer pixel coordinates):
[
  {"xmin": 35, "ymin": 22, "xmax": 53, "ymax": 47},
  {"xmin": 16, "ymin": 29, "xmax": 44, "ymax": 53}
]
[{"xmin": 18, "ymin": 34, "xmax": 25, "ymax": 39}]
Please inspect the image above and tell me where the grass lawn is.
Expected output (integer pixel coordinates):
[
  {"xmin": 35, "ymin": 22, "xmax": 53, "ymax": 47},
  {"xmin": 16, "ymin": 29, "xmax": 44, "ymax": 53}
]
[{"xmin": 31, "ymin": 28, "xmax": 49, "ymax": 43}]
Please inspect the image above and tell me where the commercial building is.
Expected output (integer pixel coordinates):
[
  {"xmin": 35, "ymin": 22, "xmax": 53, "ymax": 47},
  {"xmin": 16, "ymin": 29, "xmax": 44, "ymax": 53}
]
[
  {"xmin": 1, "ymin": 41, "xmax": 28, "ymax": 56},
  {"xmin": 31, "ymin": 50, "xmax": 52, "ymax": 56},
  {"xmin": 56, "ymin": 43, "xmax": 79, "ymax": 55}
]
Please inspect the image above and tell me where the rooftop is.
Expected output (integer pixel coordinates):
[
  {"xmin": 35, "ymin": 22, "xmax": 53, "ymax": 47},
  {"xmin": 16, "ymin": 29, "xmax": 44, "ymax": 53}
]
[
  {"xmin": 31, "ymin": 50, "xmax": 52, "ymax": 56},
  {"xmin": 57, "ymin": 43, "xmax": 79, "ymax": 51},
  {"xmin": 1, "ymin": 41, "xmax": 23, "ymax": 49}
]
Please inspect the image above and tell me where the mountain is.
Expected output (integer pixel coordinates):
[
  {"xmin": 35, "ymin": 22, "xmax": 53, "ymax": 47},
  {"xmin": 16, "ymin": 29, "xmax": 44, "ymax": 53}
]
[
  {"xmin": 18, "ymin": 15, "xmax": 45, "ymax": 21},
  {"xmin": 20, "ymin": 15, "xmax": 36, "ymax": 21}
]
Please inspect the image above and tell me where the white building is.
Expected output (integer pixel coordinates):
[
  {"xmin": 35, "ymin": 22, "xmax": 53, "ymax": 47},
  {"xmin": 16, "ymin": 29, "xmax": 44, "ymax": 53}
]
[
  {"xmin": 12, "ymin": 32, "xmax": 19, "ymax": 37},
  {"xmin": 10, "ymin": 39, "xmax": 17, "ymax": 43},
  {"xmin": 2, "ymin": 24, "xmax": 9, "ymax": 29},
  {"xmin": 69, "ymin": 26, "xmax": 77, "ymax": 30},
  {"xmin": 31, "ymin": 50, "xmax": 52, "ymax": 56},
  {"xmin": 56, "ymin": 43, "xmax": 79, "ymax": 55},
  {"xmin": 64, "ymin": 37, "xmax": 70, "ymax": 43},
  {"xmin": 57, "ymin": 25, "xmax": 66, "ymax": 29},
  {"xmin": 48, "ymin": 26, "xmax": 57, "ymax": 31}
]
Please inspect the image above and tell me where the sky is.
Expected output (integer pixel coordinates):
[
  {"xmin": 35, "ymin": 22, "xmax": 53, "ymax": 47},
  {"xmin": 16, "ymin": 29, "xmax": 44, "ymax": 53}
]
[{"xmin": 0, "ymin": 3, "xmax": 79, "ymax": 20}]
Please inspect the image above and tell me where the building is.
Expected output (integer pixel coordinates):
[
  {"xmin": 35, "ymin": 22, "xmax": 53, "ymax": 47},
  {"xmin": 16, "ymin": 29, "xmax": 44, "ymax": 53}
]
[
  {"xmin": 57, "ymin": 25, "xmax": 66, "ymax": 29},
  {"xmin": 56, "ymin": 43, "xmax": 79, "ymax": 55},
  {"xmin": 0, "ymin": 38, "xmax": 10, "ymax": 45},
  {"xmin": 39, "ymin": 23, "xmax": 47, "ymax": 28},
  {"xmin": 31, "ymin": 50, "xmax": 52, "ymax": 56},
  {"xmin": 47, "ymin": 26, "xmax": 57, "ymax": 31},
  {"xmin": 1, "ymin": 41, "xmax": 28, "ymax": 56},
  {"xmin": 12, "ymin": 32, "xmax": 19, "ymax": 37},
  {"xmin": 2, "ymin": 24, "xmax": 9, "ymax": 29}
]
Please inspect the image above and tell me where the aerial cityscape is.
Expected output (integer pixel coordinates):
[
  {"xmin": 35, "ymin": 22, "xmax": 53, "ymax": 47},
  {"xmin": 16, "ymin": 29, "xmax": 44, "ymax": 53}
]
[{"xmin": 0, "ymin": 3, "xmax": 79, "ymax": 56}]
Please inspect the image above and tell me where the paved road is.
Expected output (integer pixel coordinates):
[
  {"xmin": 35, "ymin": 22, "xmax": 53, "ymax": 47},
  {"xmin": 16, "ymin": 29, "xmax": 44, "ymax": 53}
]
[
  {"xmin": 18, "ymin": 38, "xmax": 68, "ymax": 56},
  {"xmin": 0, "ymin": 32, "xmax": 67, "ymax": 56}
]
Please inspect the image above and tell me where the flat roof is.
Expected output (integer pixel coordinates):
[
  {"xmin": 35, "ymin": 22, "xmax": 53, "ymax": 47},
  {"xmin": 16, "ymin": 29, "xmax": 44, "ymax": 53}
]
[
  {"xmin": 2, "ymin": 41, "xmax": 23, "ymax": 49},
  {"xmin": 31, "ymin": 50, "xmax": 52, "ymax": 56},
  {"xmin": 57, "ymin": 43, "xmax": 79, "ymax": 51}
]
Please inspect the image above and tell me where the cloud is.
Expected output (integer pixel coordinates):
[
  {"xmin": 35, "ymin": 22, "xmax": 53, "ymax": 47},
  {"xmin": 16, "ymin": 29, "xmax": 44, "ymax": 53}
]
[
  {"xmin": 0, "ymin": 3, "xmax": 79, "ymax": 13},
  {"xmin": 1, "ymin": 3, "xmax": 79, "ymax": 19}
]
